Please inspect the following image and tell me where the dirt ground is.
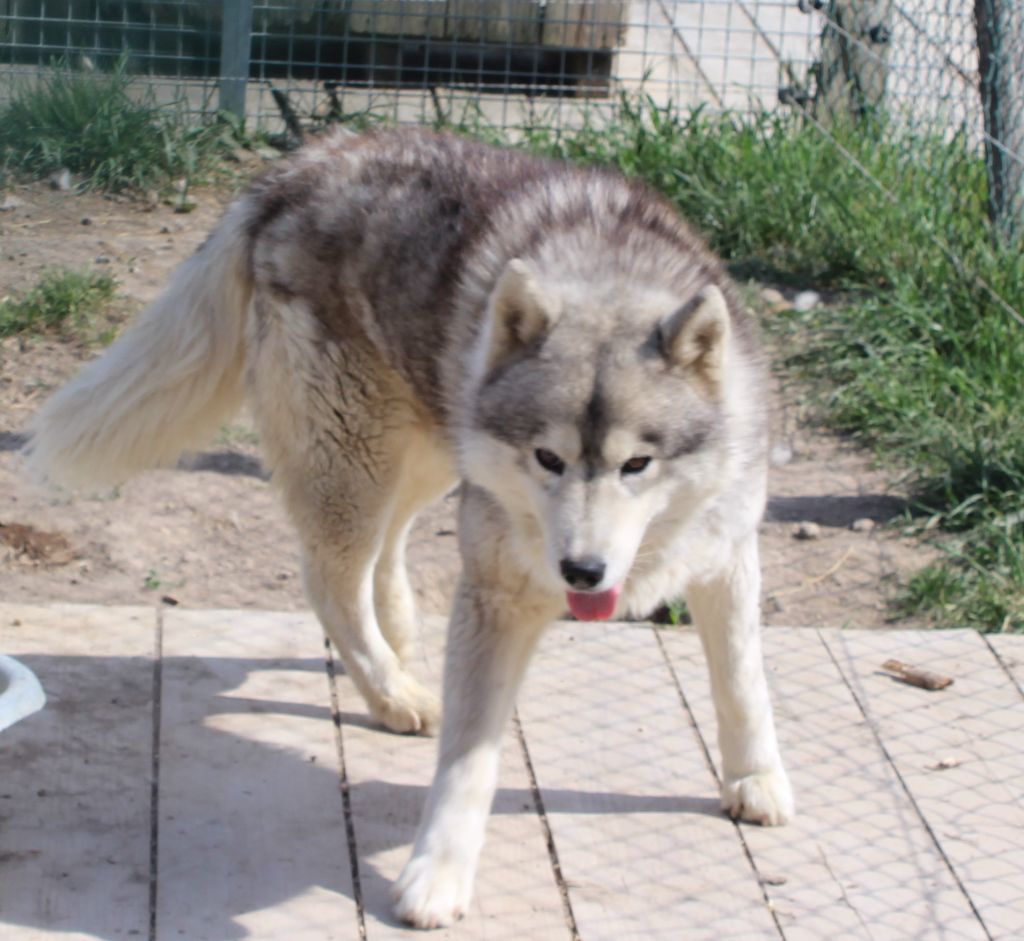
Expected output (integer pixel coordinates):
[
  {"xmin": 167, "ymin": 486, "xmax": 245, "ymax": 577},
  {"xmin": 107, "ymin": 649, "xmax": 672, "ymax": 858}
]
[{"xmin": 0, "ymin": 178, "xmax": 933, "ymax": 628}]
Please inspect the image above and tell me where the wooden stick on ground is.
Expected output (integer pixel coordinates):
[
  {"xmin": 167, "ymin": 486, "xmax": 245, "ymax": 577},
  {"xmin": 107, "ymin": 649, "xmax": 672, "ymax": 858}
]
[{"xmin": 881, "ymin": 659, "xmax": 954, "ymax": 691}]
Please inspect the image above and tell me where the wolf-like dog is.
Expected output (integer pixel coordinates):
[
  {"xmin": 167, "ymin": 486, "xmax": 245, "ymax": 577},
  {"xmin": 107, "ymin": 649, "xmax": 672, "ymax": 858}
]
[{"xmin": 26, "ymin": 127, "xmax": 793, "ymax": 928}]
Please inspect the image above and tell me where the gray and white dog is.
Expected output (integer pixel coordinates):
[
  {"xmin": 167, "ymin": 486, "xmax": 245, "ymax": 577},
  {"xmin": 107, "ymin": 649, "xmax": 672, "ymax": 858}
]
[{"xmin": 26, "ymin": 128, "xmax": 792, "ymax": 928}]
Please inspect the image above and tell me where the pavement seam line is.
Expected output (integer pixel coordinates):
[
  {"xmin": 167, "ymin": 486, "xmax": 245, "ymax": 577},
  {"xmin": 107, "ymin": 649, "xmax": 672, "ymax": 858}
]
[
  {"xmin": 323, "ymin": 635, "xmax": 367, "ymax": 940},
  {"xmin": 512, "ymin": 708, "xmax": 582, "ymax": 941},
  {"xmin": 981, "ymin": 633, "xmax": 1024, "ymax": 703},
  {"xmin": 817, "ymin": 628, "xmax": 993, "ymax": 941},
  {"xmin": 653, "ymin": 624, "xmax": 788, "ymax": 940},
  {"xmin": 148, "ymin": 605, "xmax": 164, "ymax": 941}
]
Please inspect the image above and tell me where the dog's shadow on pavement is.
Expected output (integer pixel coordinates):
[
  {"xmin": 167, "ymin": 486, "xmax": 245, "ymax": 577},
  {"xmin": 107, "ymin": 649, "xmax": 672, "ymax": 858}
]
[
  {"xmin": 2, "ymin": 652, "xmax": 726, "ymax": 940},
  {"xmin": 0, "ymin": 431, "xmax": 28, "ymax": 451},
  {"xmin": 349, "ymin": 777, "xmax": 724, "ymax": 930}
]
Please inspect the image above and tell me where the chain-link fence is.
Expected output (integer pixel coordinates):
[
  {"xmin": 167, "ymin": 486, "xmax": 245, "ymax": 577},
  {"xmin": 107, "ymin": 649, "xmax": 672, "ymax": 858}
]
[
  {"xmin": 790, "ymin": 1, "xmax": 1022, "ymax": 246},
  {"xmin": 0, "ymin": 3, "xmax": 1004, "ymax": 127},
  {"xmin": 0, "ymin": 2, "xmax": 807, "ymax": 126},
  {"xmin": 1, "ymin": 2, "xmax": 1021, "ymax": 239}
]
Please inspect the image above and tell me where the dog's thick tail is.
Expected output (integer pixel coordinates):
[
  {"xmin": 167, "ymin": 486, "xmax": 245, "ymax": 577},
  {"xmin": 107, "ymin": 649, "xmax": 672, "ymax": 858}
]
[{"xmin": 25, "ymin": 199, "xmax": 255, "ymax": 489}]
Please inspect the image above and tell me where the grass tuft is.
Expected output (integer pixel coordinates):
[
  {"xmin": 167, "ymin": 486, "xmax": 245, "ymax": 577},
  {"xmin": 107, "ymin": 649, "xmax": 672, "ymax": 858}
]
[
  {"xmin": 0, "ymin": 58, "xmax": 238, "ymax": 192},
  {"xmin": 0, "ymin": 269, "xmax": 117, "ymax": 338}
]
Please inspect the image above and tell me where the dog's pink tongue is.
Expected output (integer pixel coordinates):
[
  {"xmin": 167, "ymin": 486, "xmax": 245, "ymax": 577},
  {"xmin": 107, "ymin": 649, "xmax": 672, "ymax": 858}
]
[{"xmin": 566, "ymin": 586, "xmax": 621, "ymax": 622}]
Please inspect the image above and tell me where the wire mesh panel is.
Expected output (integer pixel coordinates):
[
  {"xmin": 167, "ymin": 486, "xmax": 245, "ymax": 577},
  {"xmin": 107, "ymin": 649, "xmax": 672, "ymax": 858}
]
[
  {"xmin": 0, "ymin": 0, "xmax": 221, "ymax": 109},
  {"xmin": 238, "ymin": 1, "xmax": 637, "ymax": 131},
  {"xmin": 0, "ymin": 2, "xmax": 1015, "ymax": 142}
]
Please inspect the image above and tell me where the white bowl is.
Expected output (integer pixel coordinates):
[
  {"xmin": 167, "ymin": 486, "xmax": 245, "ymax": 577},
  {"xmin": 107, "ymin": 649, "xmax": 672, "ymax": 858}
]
[{"xmin": 0, "ymin": 655, "xmax": 46, "ymax": 733}]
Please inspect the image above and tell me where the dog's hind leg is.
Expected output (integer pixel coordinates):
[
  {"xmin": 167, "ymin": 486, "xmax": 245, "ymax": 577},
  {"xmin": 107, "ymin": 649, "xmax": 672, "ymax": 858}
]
[
  {"xmin": 248, "ymin": 302, "xmax": 441, "ymax": 735},
  {"xmin": 301, "ymin": 526, "xmax": 440, "ymax": 735},
  {"xmin": 373, "ymin": 433, "xmax": 456, "ymax": 664},
  {"xmin": 686, "ymin": 534, "xmax": 794, "ymax": 826}
]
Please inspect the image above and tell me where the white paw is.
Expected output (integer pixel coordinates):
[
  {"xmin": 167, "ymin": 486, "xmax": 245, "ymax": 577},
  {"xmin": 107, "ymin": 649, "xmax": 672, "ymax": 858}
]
[
  {"xmin": 392, "ymin": 853, "xmax": 473, "ymax": 929},
  {"xmin": 368, "ymin": 672, "xmax": 440, "ymax": 736},
  {"xmin": 722, "ymin": 768, "xmax": 794, "ymax": 826}
]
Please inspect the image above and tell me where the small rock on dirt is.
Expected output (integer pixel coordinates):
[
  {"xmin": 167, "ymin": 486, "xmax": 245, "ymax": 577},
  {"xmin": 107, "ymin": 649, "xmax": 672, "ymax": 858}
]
[
  {"xmin": 0, "ymin": 195, "xmax": 23, "ymax": 212},
  {"xmin": 851, "ymin": 517, "xmax": 876, "ymax": 533},
  {"xmin": 760, "ymin": 286, "xmax": 792, "ymax": 314},
  {"xmin": 793, "ymin": 521, "xmax": 821, "ymax": 540},
  {"xmin": 793, "ymin": 290, "xmax": 821, "ymax": 312},
  {"xmin": 49, "ymin": 168, "xmax": 73, "ymax": 191},
  {"xmin": 770, "ymin": 441, "xmax": 794, "ymax": 467}
]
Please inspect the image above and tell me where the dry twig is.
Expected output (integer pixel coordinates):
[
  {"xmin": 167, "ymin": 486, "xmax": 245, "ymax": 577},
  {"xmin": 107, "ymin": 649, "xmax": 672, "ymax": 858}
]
[{"xmin": 881, "ymin": 659, "xmax": 954, "ymax": 690}]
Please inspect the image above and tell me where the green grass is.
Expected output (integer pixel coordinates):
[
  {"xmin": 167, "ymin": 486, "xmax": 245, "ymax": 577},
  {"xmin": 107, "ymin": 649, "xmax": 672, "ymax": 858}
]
[
  {"xmin": 0, "ymin": 58, "xmax": 239, "ymax": 192},
  {"xmin": 0, "ymin": 269, "xmax": 117, "ymax": 338},
  {"xmin": 521, "ymin": 97, "xmax": 1023, "ymax": 631}
]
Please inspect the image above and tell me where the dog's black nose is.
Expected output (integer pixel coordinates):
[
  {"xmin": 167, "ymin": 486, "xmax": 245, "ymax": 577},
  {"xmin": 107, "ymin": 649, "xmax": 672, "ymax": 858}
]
[{"xmin": 560, "ymin": 557, "xmax": 606, "ymax": 590}]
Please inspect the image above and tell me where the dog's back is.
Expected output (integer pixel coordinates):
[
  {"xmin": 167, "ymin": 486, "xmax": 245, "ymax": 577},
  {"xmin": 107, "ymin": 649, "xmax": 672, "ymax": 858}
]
[
  {"xmin": 243, "ymin": 129, "xmax": 555, "ymax": 417},
  {"xmin": 240, "ymin": 128, "xmax": 762, "ymax": 428}
]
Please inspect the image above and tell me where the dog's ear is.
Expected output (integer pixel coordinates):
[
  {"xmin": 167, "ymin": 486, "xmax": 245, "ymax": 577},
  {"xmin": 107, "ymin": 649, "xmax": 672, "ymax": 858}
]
[
  {"xmin": 658, "ymin": 285, "xmax": 731, "ymax": 384},
  {"xmin": 486, "ymin": 259, "xmax": 560, "ymax": 370}
]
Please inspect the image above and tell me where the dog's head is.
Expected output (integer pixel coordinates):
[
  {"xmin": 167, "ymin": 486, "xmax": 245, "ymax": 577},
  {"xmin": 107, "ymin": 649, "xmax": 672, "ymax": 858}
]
[{"xmin": 459, "ymin": 258, "xmax": 747, "ymax": 618}]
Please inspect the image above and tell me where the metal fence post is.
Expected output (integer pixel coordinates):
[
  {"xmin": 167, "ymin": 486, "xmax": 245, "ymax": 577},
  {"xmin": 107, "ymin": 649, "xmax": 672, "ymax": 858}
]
[
  {"xmin": 813, "ymin": 0, "xmax": 892, "ymax": 127},
  {"xmin": 220, "ymin": 0, "xmax": 254, "ymax": 121},
  {"xmin": 975, "ymin": 0, "xmax": 1024, "ymax": 246}
]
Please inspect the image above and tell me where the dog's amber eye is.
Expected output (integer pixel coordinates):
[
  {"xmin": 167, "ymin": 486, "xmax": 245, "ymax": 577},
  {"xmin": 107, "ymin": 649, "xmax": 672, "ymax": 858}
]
[
  {"xmin": 535, "ymin": 448, "xmax": 565, "ymax": 475},
  {"xmin": 621, "ymin": 456, "xmax": 651, "ymax": 475}
]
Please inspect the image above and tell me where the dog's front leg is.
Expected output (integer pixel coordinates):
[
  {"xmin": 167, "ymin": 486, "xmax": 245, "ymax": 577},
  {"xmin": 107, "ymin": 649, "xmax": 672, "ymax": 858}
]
[
  {"xmin": 393, "ymin": 577, "xmax": 554, "ymax": 929},
  {"xmin": 686, "ymin": 534, "xmax": 794, "ymax": 826}
]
